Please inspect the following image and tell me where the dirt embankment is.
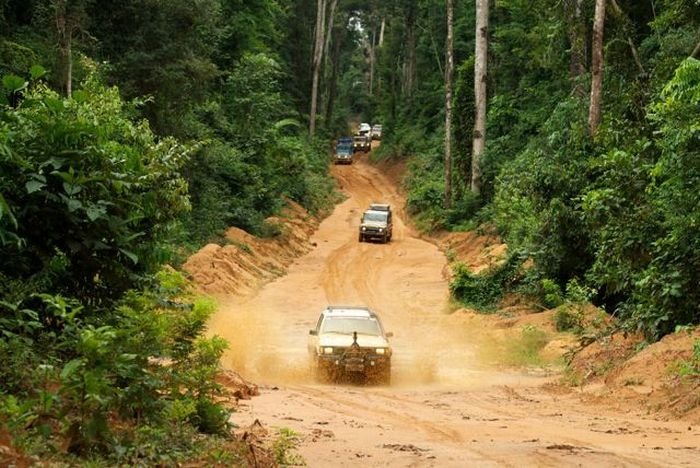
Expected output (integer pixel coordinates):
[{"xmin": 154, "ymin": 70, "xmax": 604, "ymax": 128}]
[
  {"xmin": 182, "ymin": 200, "xmax": 319, "ymax": 296},
  {"xmin": 568, "ymin": 328, "xmax": 700, "ymax": 422}
]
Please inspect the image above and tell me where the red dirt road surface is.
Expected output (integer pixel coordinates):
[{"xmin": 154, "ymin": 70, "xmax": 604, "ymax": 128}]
[{"xmin": 205, "ymin": 152, "xmax": 700, "ymax": 467}]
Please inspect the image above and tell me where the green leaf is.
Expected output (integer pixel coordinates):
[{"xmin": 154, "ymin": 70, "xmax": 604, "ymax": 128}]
[
  {"xmin": 25, "ymin": 180, "xmax": 46, "ymax": 194},
  {"xmin": 67, "ymin": 199, "xmax": 83, "ymax": 212},
  {"xmin": 72, "ymin": 90, "xmax": 88, "ymax": 103},
  {"xmin": 86, "ymin": 204, "xmax": 106, "ymax": 221},
  {"xmin": 2, "ymin": 75, "xmax": 27, "ymax": 93},
  {"xmin": 44, "ymin": 97, "xmax": 64, "ymax": 112},
  {"xmin": 30, "ymin": 65, "xmax": 47, "ymax": 80},
  {"xmin": 63, "ymin": 182, "xmax": 82, "ymax": 196},
  {"xmin": 273, "ymin": 118, "xmax": 301, "ymax": 131},
  {"xmin": 118, "ymin": 248, "xmax": 139, "ymax": 264},
  {"xmin": 60, "ymin": 359, "xmax": 83, "ymax": 381},
  {"xmin": 0, "ymin": 193, "xmax": 17, "ymax": 228}
]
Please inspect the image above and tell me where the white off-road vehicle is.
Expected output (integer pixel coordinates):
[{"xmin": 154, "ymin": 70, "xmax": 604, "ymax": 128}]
[
  {"xmin": 308, "ymin": 306, "xmax": 393, "ymax": 384},
  {"xmin": 358, "ymin": 203, "xmax": 393, "ymax": 243}
]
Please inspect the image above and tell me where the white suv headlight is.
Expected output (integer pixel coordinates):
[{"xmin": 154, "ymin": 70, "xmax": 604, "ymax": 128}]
[
  {"xmin": 375, "ymin": 348, "xmax": 386, "ymax": 355},
  {"xmin": 322, "ymin": 347, "xmax": 334, "ymax": 354}
]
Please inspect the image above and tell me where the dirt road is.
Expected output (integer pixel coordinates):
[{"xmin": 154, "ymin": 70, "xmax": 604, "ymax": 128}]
[{"xmin": 207, "ymin": 152, "xmax": 699, "ymax": 467}]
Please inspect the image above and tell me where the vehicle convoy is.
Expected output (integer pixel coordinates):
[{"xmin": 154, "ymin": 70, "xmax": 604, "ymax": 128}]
[
  {"xmin": 352, "ymin": 134, "xmax": 371, "ymax": 152},
  {"xmin": 358, "ymin": 203, "xmax": 392, "ymax": 243},
  {"xmin": 308, "ymin": 306, "xmax": 393, "ymax": 384},
  {"xmin": 334, "ymin": 137, "xmax": 353, "ymax": 164}
]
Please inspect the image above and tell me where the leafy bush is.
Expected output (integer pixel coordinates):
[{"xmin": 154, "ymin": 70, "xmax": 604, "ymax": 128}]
[
  {"xmin": 493, "ymin": 98, "xmax": 593, "ymax": 286},
  {"xmin": 676, "ymin": 339, "xmax": 700, "ymax": 378},
  {"xmin": 554, "ymin": 308, "xmax": 584, "ymax": 333},
  {"xmin": 450, "ymin": 251, "xmax": 525, "ymax": 311},
  {"xmin": 0, "ymin": 73, "xmax": 191, "ymax": 304},
  {"xmin": 0, "ymin": 70, "xmax": 235, "ymax": 463},
  {"xmin": 540, "ymin": 279, "xmax": 564, "ymax": 309},
  {"xmin": 625, "ymin": 58, "xmax": 700, "ymax": 338},
  {"xmin": 582, "ymin": 58, "xmax": 700, "ymax": 339},
  {"xmin": 0, "ymin": 270, "xmax": 232, "ymax": 460},
  {"xmin": 553, "ymin": 279, "xmax": 596, "ymax": 332},
  {"xmin": 273, "ymin": 427, "xmax": 305, "ymax": 466},
  {"xmin": 181, "ymin": 54, "xmax": 336, "ymax": 245}
]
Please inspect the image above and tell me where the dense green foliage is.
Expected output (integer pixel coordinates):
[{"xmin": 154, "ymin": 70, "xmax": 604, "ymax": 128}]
[
  {"xmin": 0, "ymin": 74, "xmax": 190, "ymax": 303},
  {"xmin": 361, "ymin": 0, "xmax": 700, "ymax": 339},
  {"xmin": 1, "ymin": 0, "xmax": 699, "ymax": 461},
  {"xmin": 1, "ymin": 0, "xmax": 337, "ymax": 463},
  {"xmin": 1, "ymin": 0, "xmax": 337, "ymax": 245},
  {"xmin": 0, "ymin": 74, "xmax": 240, "ymax": 462}
]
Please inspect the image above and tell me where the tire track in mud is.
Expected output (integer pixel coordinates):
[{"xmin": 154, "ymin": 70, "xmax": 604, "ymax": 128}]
[
  {"xmin": 289, "ymin": 385, "xmax": 466, "ymax": 444},
  {"xmin": 279, "ymin": 384, "xmax": 679, "ymax": 468}
]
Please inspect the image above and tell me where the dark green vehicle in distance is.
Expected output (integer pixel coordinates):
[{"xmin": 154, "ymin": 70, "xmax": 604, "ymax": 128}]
[{"xmin": 334, "ymin": 137, "xmax": 353, "ymax": 164}]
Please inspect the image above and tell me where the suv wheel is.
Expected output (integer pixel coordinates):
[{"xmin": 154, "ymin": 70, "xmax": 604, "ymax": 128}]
[
  {"xmin": 369, "ymin": 363, "xmax": 391, "ymax": 385},
  {"xmin": 382, "ymin": 365, "xmax": 391, "ymax": 385},
  {"xmin": 358, "ymin": 233, "xmax": 364, "ymax": 242},
  {"xmin": 315, "ymin": 362, "xmax": 337, "ymax": 383}
]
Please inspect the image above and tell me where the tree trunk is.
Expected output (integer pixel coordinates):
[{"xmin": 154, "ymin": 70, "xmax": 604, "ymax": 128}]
[
  {"xmin": 320, "ymin": 0, "xmax": 338, "ymax": 128},
  {"xmin": 588, "ymin": 0, "xmax": 606, "ymax": 137},
  {"xmin": 379, "ymin": 17, "xmax": 385, "ymax": 47},
  {"xmin": 565, "ymin": 0, "xmax": 586, "ymax": 97},
  {"xmin": 309, "ymin": 0, "xmax": 327, "ymax": 136},
  {"xmin": 471, "ymin": 0, "xmax": 489, "ymax": 195},
  {"xmin": 65, "ymin": 38, "xmax": 72, "ymax": 98},
  {"xmin": 403, "ymin": 7, "xmax": 417, "ymax": 97},
  {"xmin": 444, "ymin": 0, "xmax": 454, "ymax": 208},
  {"xmin": 369, "ymin": 26, "xmax": 376, "ymax": 96},
  {"xmin": 323, "ymin": 0, "xmax": 338, "ymax": 69},
  {"xmin": 325, "ymin": 13, "xmax": 344, "ymax": 127},
  {"xmin": 54, "ymin": 0, "xmax": 72, "ymax": 97},
  {"xmin": 693, "ymin": 41, "xmax": 700, "ymax": 59}
]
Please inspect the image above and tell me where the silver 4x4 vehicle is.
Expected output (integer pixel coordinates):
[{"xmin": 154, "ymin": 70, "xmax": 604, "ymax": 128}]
[
  {"xmin": 358, "ymin": 203, "xmax": 392, "ymax": 243},
  {"xmin": 308, "ymin": 306, "xmax": 393, "ymax": 384},
  {"xmin": 352, "ymin": 135, "xmax": 371, "ymax": 153}
]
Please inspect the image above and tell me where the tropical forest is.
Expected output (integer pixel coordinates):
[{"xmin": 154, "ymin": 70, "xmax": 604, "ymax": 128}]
[{"xmin": 1, "ymin": 0, "xmax": 699, "ymax": 466}]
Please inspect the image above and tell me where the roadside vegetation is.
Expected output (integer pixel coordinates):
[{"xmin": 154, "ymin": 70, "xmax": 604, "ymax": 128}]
[
  {"xmin": 1, "ymin": 0, "xmax": 338, "ymax": 463},
  {"xmin": 357, "ymin": 1, "xmax": 700, "ymax": 343}
]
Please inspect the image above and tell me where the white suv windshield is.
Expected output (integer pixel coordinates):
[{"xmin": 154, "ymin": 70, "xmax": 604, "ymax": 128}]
[
  {"xmin": 362, "ymin": 211, "xmax": 387, "ymax": 223},
  {"xmin": 321, "ymin": 317, "xmax": 381, "ymax": 335}
]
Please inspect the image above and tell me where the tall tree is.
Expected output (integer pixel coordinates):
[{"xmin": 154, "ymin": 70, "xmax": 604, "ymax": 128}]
[
  {"xmin": 309, "ymin": 0, "xmax": 327, "ymax": 135},
  {"xmin": 471, "ymin": 0, "xmax": 489, "ymax": 195},
  {"xmin": 324, "ymin": 6, "xmax": 346, "ymax": 129},
  {"xmin": 565, "ymin": 0, "xmax": 586, "ymax": 97},
  {"xmin": 403, "ymin": 4, "xmax": 417, "ymax": 97},
  {"xmin": 369, "ymin": 21, "xmax": 377, "ymax": 96},
  {"xmin": 42, "ymin": 0, "xmax": 91, "ymax": 97},
  {"xmin": 588, "ymin": 0, "xmax": 606, "ymax": 136},
  {"xmin": 444, "ymin": 0, "xmax": 454, "ymax": 208}
]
